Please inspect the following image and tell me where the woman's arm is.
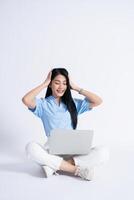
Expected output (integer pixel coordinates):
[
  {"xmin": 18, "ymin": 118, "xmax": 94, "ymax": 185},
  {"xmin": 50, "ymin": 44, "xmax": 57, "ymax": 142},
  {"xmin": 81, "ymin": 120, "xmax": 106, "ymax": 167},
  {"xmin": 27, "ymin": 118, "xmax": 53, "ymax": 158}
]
[
  {"xmin": 69, "ymin": 79, "xmax": 103, "ymax": 108},
  {"xmin": 22, "ymin": 83, "xmax": 47, "ymax": 108},
  {"xmin": 22, "ymin": 71, "xmax": 52, "ymax": 108}
]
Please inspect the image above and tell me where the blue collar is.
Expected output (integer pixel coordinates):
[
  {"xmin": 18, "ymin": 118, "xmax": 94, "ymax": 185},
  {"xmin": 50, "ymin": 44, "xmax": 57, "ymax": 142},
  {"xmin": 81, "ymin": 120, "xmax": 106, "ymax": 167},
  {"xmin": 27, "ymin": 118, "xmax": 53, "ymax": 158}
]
[{"xmin": 47, "ymin": 95, "xmax": 63, "ymax": 106}]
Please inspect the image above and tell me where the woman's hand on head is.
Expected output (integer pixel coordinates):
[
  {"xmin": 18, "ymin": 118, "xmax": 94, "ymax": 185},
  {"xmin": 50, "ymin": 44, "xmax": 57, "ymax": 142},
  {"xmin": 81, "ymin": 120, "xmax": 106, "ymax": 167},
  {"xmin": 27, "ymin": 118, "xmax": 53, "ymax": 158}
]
[
  {"xmin": 68, "ymin": 75, "xmax": 80, "ymax": 91},
  {"xmin": 43, "ymin": 70, "xmax": 52, "ymax": 87}
]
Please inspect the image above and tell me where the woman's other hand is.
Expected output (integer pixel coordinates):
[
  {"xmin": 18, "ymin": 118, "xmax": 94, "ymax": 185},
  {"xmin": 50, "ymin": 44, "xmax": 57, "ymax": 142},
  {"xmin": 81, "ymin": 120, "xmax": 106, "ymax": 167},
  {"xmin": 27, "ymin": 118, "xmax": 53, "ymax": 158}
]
[
  {"xmin": 68, "ymin": 75, "xmax": 80, "ymax": 91},
  {"xmin": 43, "ymin": 70, "xmax": 52, "ymax": 87}
]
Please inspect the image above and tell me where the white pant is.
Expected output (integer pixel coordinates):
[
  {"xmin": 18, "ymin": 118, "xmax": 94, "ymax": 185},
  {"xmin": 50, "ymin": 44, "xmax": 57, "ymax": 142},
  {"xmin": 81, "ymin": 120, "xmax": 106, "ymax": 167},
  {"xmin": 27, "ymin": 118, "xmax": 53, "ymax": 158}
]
[{"xmin": 25, "ymin": 141, "xmax": 109, "ymax": 171}]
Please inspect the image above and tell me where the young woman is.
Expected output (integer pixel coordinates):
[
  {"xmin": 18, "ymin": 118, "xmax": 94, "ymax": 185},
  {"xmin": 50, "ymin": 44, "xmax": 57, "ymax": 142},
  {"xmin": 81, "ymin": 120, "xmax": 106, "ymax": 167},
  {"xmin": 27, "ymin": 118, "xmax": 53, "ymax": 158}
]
[{"xmin": 22, "ymin": 68, "xmax": 109, "ymax": 181}]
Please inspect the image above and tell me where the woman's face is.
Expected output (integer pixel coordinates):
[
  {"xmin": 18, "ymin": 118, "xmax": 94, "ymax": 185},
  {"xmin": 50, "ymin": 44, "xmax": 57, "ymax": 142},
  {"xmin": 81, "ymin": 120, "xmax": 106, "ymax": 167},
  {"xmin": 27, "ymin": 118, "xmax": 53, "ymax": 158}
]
[{"xmin": 50, "ymin": 74, "xmax": 67, "ymax": 98}]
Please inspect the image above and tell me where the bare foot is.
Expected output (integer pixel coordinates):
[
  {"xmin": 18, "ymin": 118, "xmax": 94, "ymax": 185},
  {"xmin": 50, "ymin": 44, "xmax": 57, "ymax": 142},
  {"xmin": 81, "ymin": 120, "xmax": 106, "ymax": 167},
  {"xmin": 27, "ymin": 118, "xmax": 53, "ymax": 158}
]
[{"xmin": 67, "ymin": 158, "xmax": 75, "ymax": 165}]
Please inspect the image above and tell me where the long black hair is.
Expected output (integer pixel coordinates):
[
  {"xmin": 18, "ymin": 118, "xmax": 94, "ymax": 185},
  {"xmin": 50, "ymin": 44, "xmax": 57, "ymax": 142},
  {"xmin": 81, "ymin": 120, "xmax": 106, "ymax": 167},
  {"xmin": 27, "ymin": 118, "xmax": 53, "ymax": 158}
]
[{"xmin": 45, "ymin": 68, "xmax": 78, "ymax": 129}]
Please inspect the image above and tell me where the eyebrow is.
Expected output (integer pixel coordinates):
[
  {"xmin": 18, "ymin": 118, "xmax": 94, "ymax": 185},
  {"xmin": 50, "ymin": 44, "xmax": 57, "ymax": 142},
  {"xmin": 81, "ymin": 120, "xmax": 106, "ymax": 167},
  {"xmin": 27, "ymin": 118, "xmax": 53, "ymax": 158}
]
[{"xmin": 54, "ymin": 80, "xmax": 66, "ymax": 82}]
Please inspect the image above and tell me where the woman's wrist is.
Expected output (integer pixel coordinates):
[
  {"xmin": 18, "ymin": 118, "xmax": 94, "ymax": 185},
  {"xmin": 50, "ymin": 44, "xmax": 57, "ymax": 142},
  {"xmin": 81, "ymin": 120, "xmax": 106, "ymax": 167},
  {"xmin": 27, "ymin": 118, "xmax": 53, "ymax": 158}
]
[
  {"xmin": 73, "ymin": 86, "xmax": 83, "ymax": 94},
  {"xmin": 41, "ymin": 82, "xmax": 48, "ymax": 88},
  {"xmin": 78, "ymin": 88, "xmax": 84, "ymax": 94}
]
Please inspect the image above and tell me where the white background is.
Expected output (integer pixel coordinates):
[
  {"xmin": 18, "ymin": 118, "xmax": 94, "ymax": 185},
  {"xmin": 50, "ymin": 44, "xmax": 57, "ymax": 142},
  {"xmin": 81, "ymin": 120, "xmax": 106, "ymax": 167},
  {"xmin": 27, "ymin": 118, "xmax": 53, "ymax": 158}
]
[{"xmin": 0, "ymin": 0, "xmax": 134, "ymax": 200}]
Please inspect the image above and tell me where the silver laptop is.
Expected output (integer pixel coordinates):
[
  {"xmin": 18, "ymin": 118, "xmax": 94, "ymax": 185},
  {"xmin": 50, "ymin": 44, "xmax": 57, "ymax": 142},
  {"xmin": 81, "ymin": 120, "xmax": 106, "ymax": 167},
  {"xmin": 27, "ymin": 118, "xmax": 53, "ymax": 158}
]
[{"xmin": 48, "ymin": 129, "xmax": 93, "ymax": 155}]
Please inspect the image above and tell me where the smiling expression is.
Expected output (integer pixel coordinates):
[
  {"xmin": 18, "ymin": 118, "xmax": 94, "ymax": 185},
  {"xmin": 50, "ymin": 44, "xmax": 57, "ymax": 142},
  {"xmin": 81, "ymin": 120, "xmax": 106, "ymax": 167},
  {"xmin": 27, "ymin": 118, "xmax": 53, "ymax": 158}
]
[{"xmin": 50, "ymin": 74, "xmax": 67, "ymax": 98}]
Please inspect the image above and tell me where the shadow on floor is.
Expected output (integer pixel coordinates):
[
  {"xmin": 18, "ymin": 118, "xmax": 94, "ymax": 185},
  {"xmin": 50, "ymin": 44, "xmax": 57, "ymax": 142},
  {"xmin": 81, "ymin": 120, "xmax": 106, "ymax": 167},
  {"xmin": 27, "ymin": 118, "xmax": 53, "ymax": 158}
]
[
  {"xmin": 0, "ymin": 161, "xmax": 85, "ymax": 181},
  {"xmin": 0, "ymin": 161, "xmax": 46, "ymax": 178}
]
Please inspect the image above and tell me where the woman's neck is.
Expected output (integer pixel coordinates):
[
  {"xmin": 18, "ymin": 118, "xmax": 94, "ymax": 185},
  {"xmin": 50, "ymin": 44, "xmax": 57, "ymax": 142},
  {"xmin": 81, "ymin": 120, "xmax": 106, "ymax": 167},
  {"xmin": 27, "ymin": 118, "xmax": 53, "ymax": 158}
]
[{"xmin": 52, "ymin": 95, "xmax": 61, "ymax": 105}]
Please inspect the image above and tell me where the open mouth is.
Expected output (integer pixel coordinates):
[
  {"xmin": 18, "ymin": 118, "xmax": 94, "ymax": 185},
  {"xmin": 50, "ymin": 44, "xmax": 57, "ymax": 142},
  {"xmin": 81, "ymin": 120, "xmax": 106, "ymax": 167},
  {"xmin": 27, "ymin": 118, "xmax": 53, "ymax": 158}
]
[{"xmin": 57, "ymin": 90, "xmax": 64, "ymax": 94}]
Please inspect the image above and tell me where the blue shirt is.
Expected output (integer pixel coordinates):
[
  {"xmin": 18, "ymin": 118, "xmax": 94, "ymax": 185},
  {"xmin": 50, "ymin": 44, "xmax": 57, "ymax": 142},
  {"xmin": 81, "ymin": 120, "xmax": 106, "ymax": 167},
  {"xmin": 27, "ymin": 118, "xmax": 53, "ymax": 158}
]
[{"xmin": 28, "ymin": 95, "xmax": 92, "ymax": 137}]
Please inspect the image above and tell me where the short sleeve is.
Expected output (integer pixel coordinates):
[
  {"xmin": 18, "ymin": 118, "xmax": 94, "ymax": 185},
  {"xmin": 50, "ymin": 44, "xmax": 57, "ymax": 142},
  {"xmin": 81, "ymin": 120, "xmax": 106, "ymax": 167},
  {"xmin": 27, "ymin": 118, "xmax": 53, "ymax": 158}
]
[
  {"xmin": 74, "ymin": 97, "xmax": 93, "ymax": 115},
  {"xmin": 28, "ymin": 98, "xmax": 43, "ymax": 118}
]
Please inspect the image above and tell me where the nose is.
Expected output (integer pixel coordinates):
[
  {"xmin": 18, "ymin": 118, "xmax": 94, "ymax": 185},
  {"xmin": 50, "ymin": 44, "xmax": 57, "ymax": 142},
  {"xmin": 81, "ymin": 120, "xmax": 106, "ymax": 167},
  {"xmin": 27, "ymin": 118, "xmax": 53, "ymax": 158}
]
[
  {"xmin": 58, "ymin": 84, "xmax": 65, "ymax": 89},
  {"xmin": 58, "ymin": 87, "xmax": 64, "ymax": 90}
]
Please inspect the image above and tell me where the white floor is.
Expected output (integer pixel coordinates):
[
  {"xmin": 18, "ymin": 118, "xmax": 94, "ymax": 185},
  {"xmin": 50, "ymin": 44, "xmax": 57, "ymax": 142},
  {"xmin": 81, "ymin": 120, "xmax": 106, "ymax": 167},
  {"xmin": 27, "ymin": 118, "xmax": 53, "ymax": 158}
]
[{"xmin": 0, "ymin": 146, "xmax": 134, "ymax": 200}]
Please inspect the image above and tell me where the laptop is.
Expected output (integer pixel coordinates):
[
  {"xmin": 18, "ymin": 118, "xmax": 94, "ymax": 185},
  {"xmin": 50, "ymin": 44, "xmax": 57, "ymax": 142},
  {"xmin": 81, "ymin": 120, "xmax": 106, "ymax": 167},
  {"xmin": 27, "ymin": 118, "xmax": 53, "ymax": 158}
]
[{"xmin": 48, "ymin": 129, "xmax": 93, "ymax": 155}]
